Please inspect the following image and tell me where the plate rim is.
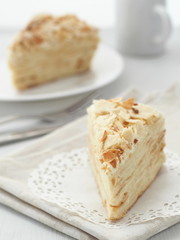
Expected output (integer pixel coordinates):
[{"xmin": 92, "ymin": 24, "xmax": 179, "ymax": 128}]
[{"xmin": 0, "ymin": 44, "xmax": 124, "ymax": 102}]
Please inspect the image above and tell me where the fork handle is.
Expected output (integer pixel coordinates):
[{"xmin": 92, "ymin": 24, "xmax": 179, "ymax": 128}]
[
  {"xmin": 0, "ymin": 126, "xmax": 56, "ymax": 145},
  {"xmin": 0, "ymin": 115, "xmax": 21, "ymax": 125},
  {"xmin": 0, "ymin": 111, "xmax": 83, "ymax": 145}
]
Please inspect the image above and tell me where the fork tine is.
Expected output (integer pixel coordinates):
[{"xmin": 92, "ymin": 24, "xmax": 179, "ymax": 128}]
[
  {"xmin": 0, "ymin": 91, "xmax": 102, "ymax": 128},
  {"xmin": 66, "ymin": 91, "xmax": 101, "ymax": 113}
]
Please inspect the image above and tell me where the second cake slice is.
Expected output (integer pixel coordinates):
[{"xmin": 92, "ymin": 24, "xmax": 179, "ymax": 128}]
[{"xmin": 8, "ymin": 14, "xmax": 99, "ymax": 90}]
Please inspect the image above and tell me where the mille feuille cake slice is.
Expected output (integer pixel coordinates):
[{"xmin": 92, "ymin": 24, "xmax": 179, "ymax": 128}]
[
  {"xmin": 87, "ymin": 98, "xmax": 166, "ymax": 220},
  {"xmin": 8, "ymin": 14, "xmax": 99, "ymax": 90}
]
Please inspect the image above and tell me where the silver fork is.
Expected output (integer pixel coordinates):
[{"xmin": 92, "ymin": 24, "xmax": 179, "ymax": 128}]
[
  {"xmin": 0, "ymin": 91, "xmax": 100, "ymax": 126},
  {"xmin": 0, "ymin": 91, "xmax": 101, "ymax": 145}
]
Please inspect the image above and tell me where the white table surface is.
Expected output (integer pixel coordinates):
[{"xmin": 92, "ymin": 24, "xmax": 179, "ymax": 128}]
[{"xmin": 0, "ymin": 28, "xmax": 180, "ymax": 240}]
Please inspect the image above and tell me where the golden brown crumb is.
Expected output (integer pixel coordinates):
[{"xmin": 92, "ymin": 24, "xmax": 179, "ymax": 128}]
[
  {"xmin": 10, "ymin": 14, "xmax": 99, "ymax": 51},
  {"xmin": 101, "ymin": 131, "xmax": 107, "ymax": 143},
  {"xmin": 132, "ymin": 107, "xmax": 139, "ymax": 114},
  {"xmin": 123, "ymin": 121, "xmax": 130, "ymax": 127},
  {"xmin": 121, "ymin": 98, "xmax": 135, "ymax": 109},
  {"xmin": 109, "ymin": 159, "xmax": 117, "ymax": 168},
  {"xmin": 102, "ymin": 148, "xmax": 123, "ymax": 163}
]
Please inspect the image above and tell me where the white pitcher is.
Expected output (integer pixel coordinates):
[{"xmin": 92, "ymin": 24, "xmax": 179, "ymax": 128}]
[{"xmin": 115, "ymin": 0, "xmax": 172, "ymax": 56}]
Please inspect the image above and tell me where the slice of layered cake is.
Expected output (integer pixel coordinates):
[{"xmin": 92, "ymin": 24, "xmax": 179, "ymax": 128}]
[
  {"xmin": 87, "ymin": 98, "xmax": 165, "ymax": 220},
  {"xmin": 8, "ymin": 14, "xmax": 99, "ymax": 90}
]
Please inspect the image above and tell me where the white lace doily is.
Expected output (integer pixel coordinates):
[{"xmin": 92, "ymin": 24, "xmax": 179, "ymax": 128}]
[{"xmin": 28, "ymin": 148, "xmax": 180, "ymax": 228}]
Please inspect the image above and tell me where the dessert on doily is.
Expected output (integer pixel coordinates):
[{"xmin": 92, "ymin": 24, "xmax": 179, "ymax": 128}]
[
  {"xmin": 87, "ymin": 97, "xmax": 166, "ymax": 220},
  {"xmin": 8, "ymin": 14, "xmax": 99, "ymax": 90}
]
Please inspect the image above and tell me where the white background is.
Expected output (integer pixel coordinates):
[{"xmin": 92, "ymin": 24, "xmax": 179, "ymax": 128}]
[{"xmin": 0, "ymin": 0, "xmax": 180, "ymax": 29}]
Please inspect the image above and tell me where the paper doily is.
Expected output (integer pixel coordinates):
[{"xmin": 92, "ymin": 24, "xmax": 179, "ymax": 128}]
[{"xmin": 28, "ymin": 148, "xmax": 180, "ymax": 228}]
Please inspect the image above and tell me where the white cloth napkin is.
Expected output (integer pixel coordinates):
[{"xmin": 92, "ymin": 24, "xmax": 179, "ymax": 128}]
[{"xmin": 0, "ymin": 83, "xmax": 180, "ymax": 240}]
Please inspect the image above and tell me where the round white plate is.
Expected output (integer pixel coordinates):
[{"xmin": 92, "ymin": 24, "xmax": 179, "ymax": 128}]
[{"xmin": 0, "ymin": 44, "xmax": 124, "ymax": 102}]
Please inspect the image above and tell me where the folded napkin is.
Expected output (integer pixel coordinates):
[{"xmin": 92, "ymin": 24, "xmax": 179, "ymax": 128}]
[{"xmin": 0, "ymin": 83, "xmax": 180, "ymax": 240}]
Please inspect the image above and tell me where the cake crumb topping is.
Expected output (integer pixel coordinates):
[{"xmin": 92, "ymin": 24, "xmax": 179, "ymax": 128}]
[
  {"xmin": 109, "ymin": 160, "xmax": 117, "ymax": 168},
  {"xmin": 132, "ymin": 108, "xmax": 139, "ymax": 114},
  {"xmin": 121, "ymin": 98, "xmax": 135, "ymax": 109},
  {"xmin": 88, "ymin": 97, "xmax": 163, "ymax": 170},
  {"xmin": 10, "ymin": 14, "xmax": 99, "ymax": 51},
  {"xmin": 101, "ymin": 131, "xmax": 107, "ymax": 143}
]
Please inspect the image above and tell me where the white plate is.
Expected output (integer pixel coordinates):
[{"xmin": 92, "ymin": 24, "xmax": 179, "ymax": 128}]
[{"xmin": 0, "ymin": 44, "xmax": 124, "ymax": 102}]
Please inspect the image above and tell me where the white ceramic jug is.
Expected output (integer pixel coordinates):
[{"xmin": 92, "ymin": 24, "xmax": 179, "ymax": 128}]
[{"xmin": 116, "ymin": 0, "xmax": 172, "ymax": 55}]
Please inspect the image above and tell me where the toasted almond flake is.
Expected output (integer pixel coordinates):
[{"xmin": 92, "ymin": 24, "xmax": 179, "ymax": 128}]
[
  {"xmin": 109, "ymin": 159, "xmax": 117, "ymax": 168},
  {"xmin": 102, "ymin": 148, "xmax": 123, "ymax": 162},
  {"xmin": 123, "ymin": 121, "xmax": 130, "ymax": 127},
  {"xmin": 121, "ymin": 98, "xmax": 135, "ymax": 109},
  {"xmin": 132, "ymin": 107, "xmax": 139, "ymax": 114},
  {"xmin": 103, "ymin": 151, "xmax": 115, "ymax": 161},
  {"xmin": 101, "ymin": 130, "xmax": 107, "ymax": 143}
]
